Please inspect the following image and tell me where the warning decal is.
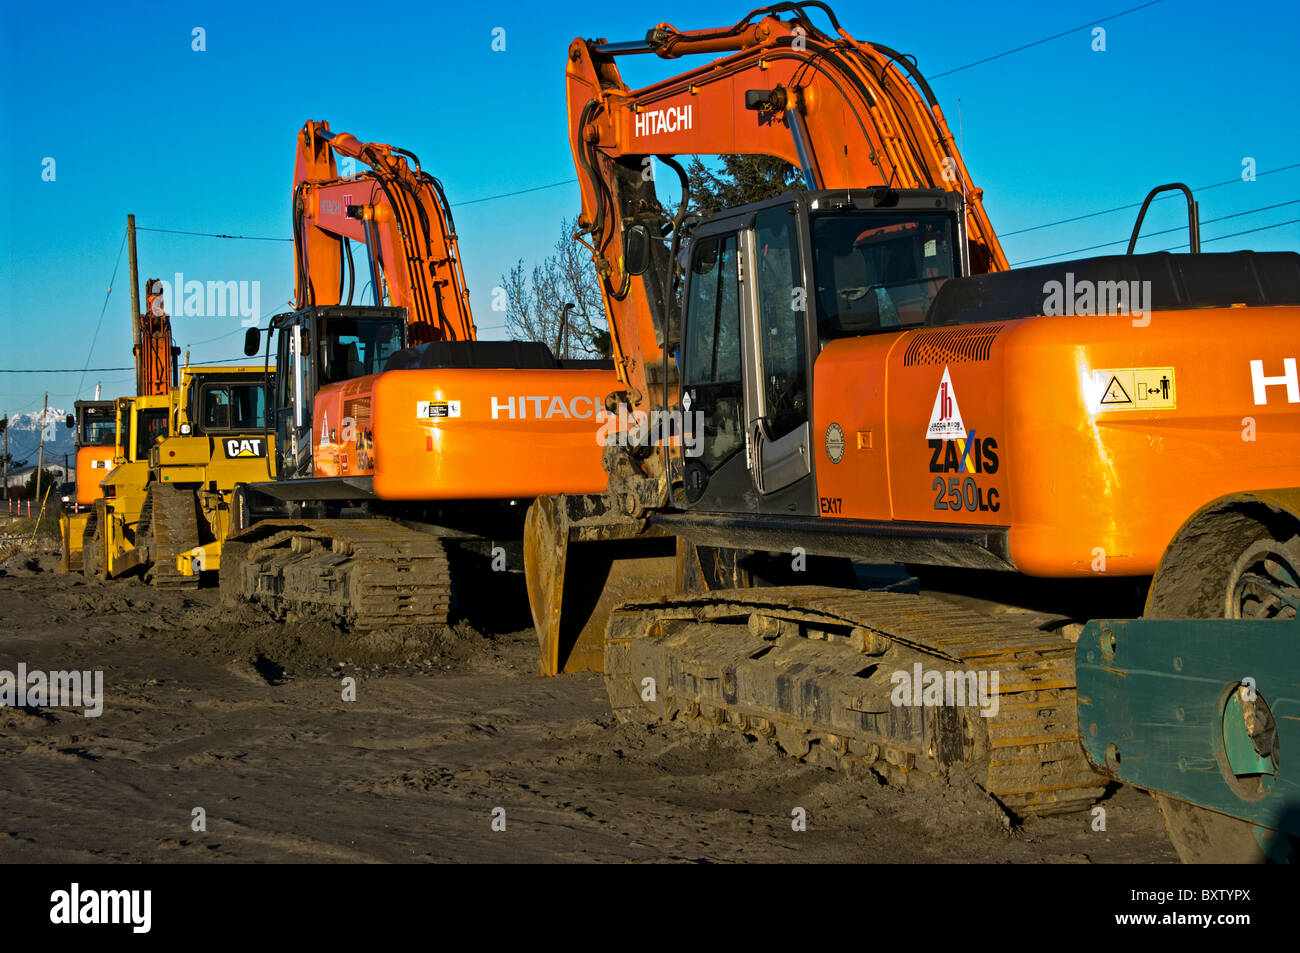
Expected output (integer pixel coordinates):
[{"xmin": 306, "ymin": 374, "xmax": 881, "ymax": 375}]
[
  {"xmin": 1090, "ymin": 367, "xmax": 1176, "ymax": 412},
  {"xmin": 1099, "ymin": 376, "xmax": 1132, "ymax": 405},
  {"xmin": 926, "ymin": 366, "xmax": 966, "ymax": 439},
  {"xmin": 417, "ymin": 400, "xmax": 461, "ymax": 420}
]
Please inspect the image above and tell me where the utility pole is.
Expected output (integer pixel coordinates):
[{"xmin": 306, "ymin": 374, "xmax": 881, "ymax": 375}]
[
  {"xmin": 127, "ymin": 213, "xmax": 142, "ymax": 396},
  {"xmin": 2, "ymin": 413, "xmax": 8, "ymax": 504},
  {"xmin": 35, "ymin": 393, "xmax": 47, "ymax": 506}
]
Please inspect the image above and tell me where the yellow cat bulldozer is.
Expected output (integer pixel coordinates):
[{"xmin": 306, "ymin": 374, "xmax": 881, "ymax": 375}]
[{"xmin": 82, "ymin": 364, "xmax": 273, "ymax": 586}]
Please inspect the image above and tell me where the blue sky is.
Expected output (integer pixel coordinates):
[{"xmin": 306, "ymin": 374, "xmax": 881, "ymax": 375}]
[{"xmin": 2, "ymin": 0, "xmax": 1297, "ymax": 414}]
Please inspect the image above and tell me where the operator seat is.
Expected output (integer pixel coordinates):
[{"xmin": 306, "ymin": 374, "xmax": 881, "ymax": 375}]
[
  {"xmin": 332, "ymin": 341, "xmax": 364, "ymax": 382},
  {"xmin": 829, "ymin": 250, "xmax": 881, "ymax": 333}
]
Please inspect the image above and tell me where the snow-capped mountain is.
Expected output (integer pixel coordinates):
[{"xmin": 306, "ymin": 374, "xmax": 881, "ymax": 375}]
[{"xmin": 3, "ymin": 407, "xmax": 76, "ymax": 465}]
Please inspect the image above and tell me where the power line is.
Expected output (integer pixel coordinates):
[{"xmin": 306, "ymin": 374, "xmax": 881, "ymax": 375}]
[
  {"xmin": 1003, "ymin": 162, "xmax": 1300, "ymax": 238},
  {"xmin": 133, "ymin": 178, "xmax": 580, "ymax": 244},
  {"xmin": 1011, "ymin": 198, "xmax": 1300, "ymax": 265},
  {"xmin": 0, "ymin": 367, "xmax": 133, "ymax": 374},
  {"xmin": 1158, "ymin": 217, "xmax": 1300, "ymax": 252},
  {"xmin": 186, "ymin": 298, "xmax": 292, "ymax": 346},
  {"xmin": 930, "ymin": 0, "xmax": 1165, "ymax": 79},
  {"xmin": 0, "ymin": 356, "xmax": 252, "ymax": 374},
  {"xmin": 3, "ymin": 396, "xmax": 46, "ymax": 414},
  {"xmin": 75, "ymin": 228, "xmax": 129, "ymax": 401},
  {"xmin": 136, "ymin": 226, "xmax": 292, "ymax": 242},
  {"xmin": 451, "ymin": 179, "xmax": 577, "ymax": 207}
]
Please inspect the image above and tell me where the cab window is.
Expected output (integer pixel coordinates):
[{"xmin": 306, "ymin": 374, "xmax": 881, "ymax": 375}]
[
  {"xmin": 318, "ymin": 318, "xmax": 405, "ymax": 386},
  {"xmin": 812, "ymin": 212, "xmax": 957, "ymax": 337},
  {"xmin": 681, "ymin": 233, "xmax": 744, "ymax": 475},
  {"xmin": 135, "ymin": 409, "xmax": 169, "ymax": 459},
  {"xmin": 82, "ymin": 406, "xmax": 116, "ymax": 446},
  {"xmin": 754, "ymin": 206, "xmax": 808, "ymax": 441},
  {"xmin": 200, "ymin": 383, "xmax": 266, "ymax": 432}
]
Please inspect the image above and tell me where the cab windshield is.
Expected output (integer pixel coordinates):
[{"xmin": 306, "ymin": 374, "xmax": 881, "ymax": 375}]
[
  {"xmin": 318, "ymin": 317, "xmax": 406, "ymax": 386},
  {"xmin": 811, "ymin": 212, "xmax": 958, "ymax": 337},
  {"xmin": 199, "ymin": 381, "xmax": 267, "ymax": 432},
  {"xmin": 81, "ymin": 405, "xmax": 116, "ymax": 446}
]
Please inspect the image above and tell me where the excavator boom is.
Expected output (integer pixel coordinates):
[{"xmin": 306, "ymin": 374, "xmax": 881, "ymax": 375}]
[
  {"xmin": 566, "ymin": 2, "xmax": 1005, "ymax": 437},
  {"xmin": 294, "ymin": 120, "xmax": 475, "ymax": 344}
]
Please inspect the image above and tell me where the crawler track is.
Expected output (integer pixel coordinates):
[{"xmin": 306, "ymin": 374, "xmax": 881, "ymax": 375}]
[
  {"xmin": 81, "ymin": 504, "xmax": 103, "ymax": 579},
  {"xmin": 221, "ymin": 518, "xmax": 451, "ymax": 629},
  {"xmin": 605, "ymin": 586, "xmax": 1103, "ymax": 817},
  {"xmin": 145, "ymin": 483, "xmax": 200, "ymax": 589}
]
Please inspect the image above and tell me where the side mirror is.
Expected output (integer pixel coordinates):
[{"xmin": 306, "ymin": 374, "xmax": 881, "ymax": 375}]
[
  {"xmin": 65, "ymin": 414, "xmax": 75, "ymax": 429},
  {"xmin": 244, "ymin": 327, "xmax": 262, "ymax": 357},
  {"xmin": 623, "ymin": 223, "xmax": 651, "ymax": 277}
]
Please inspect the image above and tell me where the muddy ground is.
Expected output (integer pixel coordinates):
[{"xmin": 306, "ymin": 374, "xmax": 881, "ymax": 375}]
[{"xmin": 0, "ymin": 526, "xmax": 1176, "ymax": 863}]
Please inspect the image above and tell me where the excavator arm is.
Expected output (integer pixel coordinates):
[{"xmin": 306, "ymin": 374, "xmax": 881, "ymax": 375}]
[
  {"xmin": 136, "ymin": 278, "xmax": 179, "ymax": 397},
  {"xmin": 529, "ymin": 3, "xmax": 1011, "ymax": 674},
  {"xmin": 566, "ymin": 1, "xmax": 1005, "ymax": 455},
  {"xmin": 294, "ymin": 120, "xmax": 475, "ymax": 344}
]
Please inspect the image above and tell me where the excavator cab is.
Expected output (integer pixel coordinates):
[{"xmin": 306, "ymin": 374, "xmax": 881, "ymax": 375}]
[
  {"xmin": 679, "ymin": 187, "xmax": 965, "ymax": 514},
  {"xmin": 57, "ymin": 399, "xmax": 118, "ymax": 571},
  {"xmin": 69, "ymin": 400, "xmax": 116, "ymax": 506},
  {"xmin": 259, "ymin": 305, "xmax": 408, "ymax": 481}
]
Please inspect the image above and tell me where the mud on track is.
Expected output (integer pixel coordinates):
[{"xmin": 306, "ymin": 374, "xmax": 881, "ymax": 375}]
[{"xmin": 0, "ymin": 546, "xmax": 1176, "ymax": 863}]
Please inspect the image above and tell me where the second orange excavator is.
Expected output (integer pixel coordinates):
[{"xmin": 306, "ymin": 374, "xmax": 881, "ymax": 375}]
[{"xmin": 219, "ymin": 121, "xmax": 625, "ymax": 627}]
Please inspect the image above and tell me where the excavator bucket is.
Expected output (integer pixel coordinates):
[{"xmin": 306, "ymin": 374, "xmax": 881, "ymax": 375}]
[{"xmin": 525, "ymin": 494, "xmax": 677, "ymax": 675}]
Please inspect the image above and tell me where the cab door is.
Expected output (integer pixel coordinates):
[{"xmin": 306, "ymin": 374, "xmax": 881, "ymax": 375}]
[
  {"xmin": 274, "ymin": 316, "xmax": 314, "ymax": 480},
  {"xmin": 680, "ymin": 228, "xmax": 756, "ymax": 513},
  {"xmin": 745, "ymin": 204, "xmax": 814, "ymax": 515}
]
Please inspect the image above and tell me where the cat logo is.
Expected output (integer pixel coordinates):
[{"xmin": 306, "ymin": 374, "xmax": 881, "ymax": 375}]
[{"xmin": 224, "ymin": 438, "xmax": 266, "ymax": 459}]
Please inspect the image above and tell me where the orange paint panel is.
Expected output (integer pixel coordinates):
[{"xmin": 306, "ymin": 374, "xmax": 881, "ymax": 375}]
[
  {"xmin": 76, "ymin": 446, "xmax": 116, "ymax": 504},
  {"xmin": 812, "ymin": 333, "xmax": 898, "ymax": 521},
  {"xmin": 313, "ymin": 375, "xmax": 378, "ymax": 479},
  {"xmin": 813, "ymin": 307, "xmax": 1300, "ymax": 577},
  {"xmin": 314, "ymin": 368, "xmax": 618, "ymax": 500}
]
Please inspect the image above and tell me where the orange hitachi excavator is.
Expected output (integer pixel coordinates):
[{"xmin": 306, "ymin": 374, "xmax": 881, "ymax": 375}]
[
  {"xmin": 220, "ymin": 121, "xmax": 621, "ymax": 628},
  {"xmin": 526, "ymin": 3, "xmax": 1300, "ymax": 861}
]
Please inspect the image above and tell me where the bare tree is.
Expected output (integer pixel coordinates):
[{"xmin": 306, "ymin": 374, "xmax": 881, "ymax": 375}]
[{"xmin": 501, "ymin": 216, "xmax": 610, "ymax": 359}]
